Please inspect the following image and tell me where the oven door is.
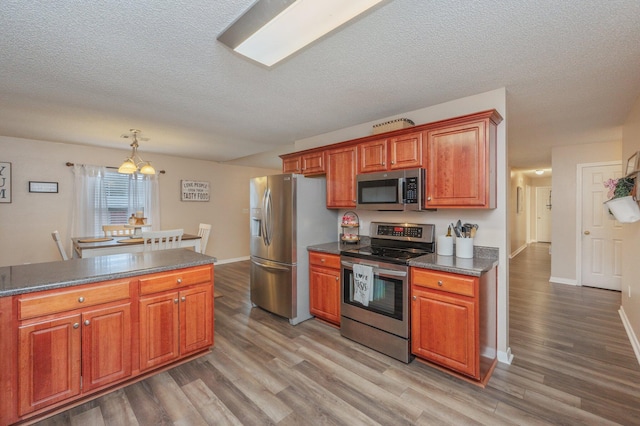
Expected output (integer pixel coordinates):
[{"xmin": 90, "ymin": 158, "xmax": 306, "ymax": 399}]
[{"xmin": 340, "ymin": 258, "xmax": 409, "ymax": 338}]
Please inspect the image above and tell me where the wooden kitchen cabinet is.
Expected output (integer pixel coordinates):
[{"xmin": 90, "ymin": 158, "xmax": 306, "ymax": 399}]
[
  {"xmin": 138, "ymin": 266, "xmax": 213, "ymax": 371},
  {"xmin": 282, "ymin": 151, "xmax": 325, "ymax": 175},
  {"xmin": 16, "ymin": 280, "xmax": 132, "ymax": 416},
  {"xmin": 2, "ymin": 261, "xmax": 215, "ymax": 425},
  {"xmin": 309, "ymin": 251, "xmax": 341, "ymax": 325},
  {"xmin": 424, "ymin": 110, "xmax": 501, "ymax": 208},
  {"xmin": 358, "ymin": 132, "xmax": 422, "ymax": 173},
  {"xmin": 326, "ymin": 145, "xmax": 357, "ymax": 208},
  {"xmin": 410, "ymin": 267, "xmax": 497, "ymax": 385}
]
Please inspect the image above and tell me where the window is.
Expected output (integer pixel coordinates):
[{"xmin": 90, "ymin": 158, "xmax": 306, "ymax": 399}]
[{"xmin": 92, "ymin": 170, "xmax": 153, "ymax": 235}]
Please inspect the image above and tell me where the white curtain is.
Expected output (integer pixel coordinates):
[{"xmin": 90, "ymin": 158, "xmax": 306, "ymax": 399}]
[
  {"xmin": 127, "ymin": 172, "xmax": 161, "ymax": 231},
  {"xmin": 71, "ymin": 164, "xmax": 108, "ymax": 238}
]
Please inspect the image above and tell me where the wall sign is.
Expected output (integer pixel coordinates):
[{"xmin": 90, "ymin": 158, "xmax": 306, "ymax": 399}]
[
  {"xmin": 181, "ymin": 180, "xmax": 210, "ymax": 202},
  {"xmin": 29, "ymin": 181, "xmax": 59, "ymax": 193},
  {"xmin": 0, "ymin": 162, "xmax": 11, "ymax": 203}
]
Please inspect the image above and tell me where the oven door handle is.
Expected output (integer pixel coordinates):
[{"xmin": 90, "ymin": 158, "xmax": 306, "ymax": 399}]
[{"xmin": 341, "ymin": 260, "xmax": 407, "ymax": 277}]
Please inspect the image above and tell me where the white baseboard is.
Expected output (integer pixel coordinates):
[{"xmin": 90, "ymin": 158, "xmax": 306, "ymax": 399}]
[
  {"xmin": 509, "ymin": 244, "xmax": 528, "ymax": 259},
  {"xmin": 619, "ymin": 306, "xmax": 640, "ymax": 367},
  {"xmin": 549, "ymin": 276, "xmax": 578, "ymax": 286},
  {"xmin": 215, "ymin": 255, "xmax": 250, "ymax": 265},
  {"xmin": 497, "ymin": 347, "xmax": 513, "ymax": 364}
]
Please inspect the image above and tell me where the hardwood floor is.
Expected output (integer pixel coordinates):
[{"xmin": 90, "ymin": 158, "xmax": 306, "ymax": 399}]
[{"xmin": 34, "ymin": 243, "xmax": 640, "ymax": 425}]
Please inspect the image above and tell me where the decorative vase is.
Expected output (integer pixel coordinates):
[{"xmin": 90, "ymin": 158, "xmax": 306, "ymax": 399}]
[{"xmin": 605, "ymin": 196, "xmax": 640, "ymax": 223}]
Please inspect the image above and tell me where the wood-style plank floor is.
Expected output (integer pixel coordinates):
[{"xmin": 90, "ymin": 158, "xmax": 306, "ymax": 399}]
[{"xmin": 34, "ymin": 243, "xmax": 640, "ymax": 425}]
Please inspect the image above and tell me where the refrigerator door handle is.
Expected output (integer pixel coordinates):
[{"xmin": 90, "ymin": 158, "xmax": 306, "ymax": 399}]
[
  {"xmin": 261, "ymin": 188, "xmax": 270, "ymax": 246},
  {"xmin": 251, "ymin": 259, "xmax": 291, "ymax": 272},
  {"xmin": 264, "ymin": 187, "xmax": 273, "ymax": 246}
]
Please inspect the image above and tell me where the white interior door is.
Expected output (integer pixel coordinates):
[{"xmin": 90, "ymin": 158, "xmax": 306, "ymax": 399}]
[
  {"xmin": 580, "ymin": 163, "xmax": 623, "ymax": 291},
  {"xmin": 535, "ymin": 186, "xmax": 552, "ymax": 242}
]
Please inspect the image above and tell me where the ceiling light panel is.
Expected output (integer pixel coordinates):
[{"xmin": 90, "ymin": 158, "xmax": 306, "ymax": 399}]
[{"xmin": 219, "ymin": 0, "xmax": 384, "ymax": 67}]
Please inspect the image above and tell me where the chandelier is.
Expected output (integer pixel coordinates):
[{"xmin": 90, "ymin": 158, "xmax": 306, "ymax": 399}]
[{"xmin": 118, "ymin": 129, "xmax": 156, "ymax": 175}]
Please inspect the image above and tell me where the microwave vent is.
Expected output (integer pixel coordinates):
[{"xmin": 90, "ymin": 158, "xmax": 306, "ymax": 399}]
[{"xmin": 372, "ymin": 118, "xmax": 415, "ymax": 135}]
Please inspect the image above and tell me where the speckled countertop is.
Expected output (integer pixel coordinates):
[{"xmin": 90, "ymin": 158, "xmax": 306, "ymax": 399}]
[
  {"xmin": 0, "ymin": 249, "xmax": 216, "ymax": 297},
  {"xmin": 308, "ymin": 240, "xmax": 498, "ymax": 277}
]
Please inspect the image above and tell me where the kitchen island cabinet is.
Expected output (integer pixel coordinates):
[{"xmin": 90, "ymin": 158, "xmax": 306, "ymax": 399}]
[
  {"xmin": 308, "ymin": 251, "xmax": 341, "ymax": 326},
  {"xmin": 410, "ymin": 265, "xmax": 497, "ymax": 386},
  {"xmin": 0, "ymin": 250, "xmax": 215, "ymax": 425}
]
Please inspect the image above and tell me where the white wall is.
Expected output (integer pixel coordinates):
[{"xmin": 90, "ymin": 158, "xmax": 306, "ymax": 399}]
[
  {"xmin": 0, "ymin": 136, "xmax": 279, "ymax": 266},
  {"xmin": 550, "ymin": 140, "xmax": 621, "ymax": 284},
  {"xmin": 621, "ymin": 94, "xmax": 640, "ymax": 362},
  {"xmin": 295, "ymin": 88, "xmax": 512, "ymax": 363}
]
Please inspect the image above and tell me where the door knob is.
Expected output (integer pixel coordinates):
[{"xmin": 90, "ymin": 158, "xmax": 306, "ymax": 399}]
[{"xmin": 584, "ymin": 230, "xmax": 590, "ymax": 235}]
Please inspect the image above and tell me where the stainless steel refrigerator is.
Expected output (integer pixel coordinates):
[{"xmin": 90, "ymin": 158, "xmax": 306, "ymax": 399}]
[{"xmin": 250, "ymin": 173, "xmax": 338, "ymax": 325}]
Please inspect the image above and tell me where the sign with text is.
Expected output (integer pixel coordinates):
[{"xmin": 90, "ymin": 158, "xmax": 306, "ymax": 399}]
[
  {"xmin": 0, "ymin": 162, "xmax": 11, "ymax": 203},
  {"xmin": 181, "ymin": 180, "xmax": 210, "ymax": 202}
]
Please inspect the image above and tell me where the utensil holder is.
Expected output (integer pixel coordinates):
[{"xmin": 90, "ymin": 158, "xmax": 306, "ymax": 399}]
[
  {"xmin": 456, "ymin": 237, "xmax": 474, "ymax": 259},
  {"xmin": 437, "ymin": 235, "xmax": 454, "ymax": 256}
]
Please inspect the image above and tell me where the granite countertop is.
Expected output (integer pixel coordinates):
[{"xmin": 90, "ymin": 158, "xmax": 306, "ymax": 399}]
[
  {"xmin": 307, "ymin": 237, "xmax": 371, "ymax": 255},
  {"xmin": 308, "ymin": 240, "xmax": 498, "ymax": 277},
  {"xmin": 409, "ymin": 246, "xmax": 499, "ymax": 277},
  {"xmin": 0, "ymin": 249, "xmax": 216, "ymax": 297}
]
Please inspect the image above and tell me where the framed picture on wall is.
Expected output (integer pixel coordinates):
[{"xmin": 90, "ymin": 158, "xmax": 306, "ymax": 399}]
[
  {"xmin": 517, "ymin": 186, "xmax": 523, "ymax": 213},
  {"xmin": 0, "ymin": 162, "xmax": 11, "ymax": 203},
  {"xmin": 181, "ymin": 180, "xmax": 210, "ymax": 202},
  {"xmin": 626, "ymin": 151, "xmax": 640, "ymax": 175}
]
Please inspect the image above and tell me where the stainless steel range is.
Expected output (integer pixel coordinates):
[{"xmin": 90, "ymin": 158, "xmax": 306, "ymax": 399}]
[{"xmin": 340, "ymin": 222, "xmax": 435, "ymax": 363}]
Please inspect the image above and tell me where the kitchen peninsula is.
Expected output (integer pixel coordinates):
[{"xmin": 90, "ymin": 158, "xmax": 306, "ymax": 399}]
[{"xmin": 0, "ymin": 250, "xmax": 215, "ymax": 425}]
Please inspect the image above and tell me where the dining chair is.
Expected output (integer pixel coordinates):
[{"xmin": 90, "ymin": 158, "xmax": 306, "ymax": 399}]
[
  {"xmin": 141, "ymin": 229, "xmax": 184, "ymax": 251},
  {"xmin": 102, "ymin": 225, "xmax": 134, "ymax": 237},
  {"xmin": 51, "ymin": 230, "xmax": 69, "ymax": 260},
  {"xmin": 197, "ymin": 223, "xmax": 211, "ymax": 254}
]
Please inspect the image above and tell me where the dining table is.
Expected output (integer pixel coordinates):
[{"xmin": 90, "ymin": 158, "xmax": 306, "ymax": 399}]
[{"xmin": 72, "ymin": 233, "xmax": 201, "ymax": 258}]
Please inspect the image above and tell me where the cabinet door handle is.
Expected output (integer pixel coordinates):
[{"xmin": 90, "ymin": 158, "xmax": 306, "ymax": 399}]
[
  {"xmin": 73, "ymin": 323, "xmax": 80, "ymax": 329},
  {"xmin": 335, "ymin": 277, "xmax": 339, "ymax": 281},
  {"xmin": 84, "ymin": 320, "xmax": 90, "ymax": 326},
  {"xmin": 78, "ymin": 296, "xmax": 85, "ymax": 303},
  {"xmin": 320, "ymin": 258, "xmax": 325, "ymax": 263},
  {"xmin": 177, "ymin": 278, "xmax": 182, "ymax": 284},
  {"xmin": 412, "ymin": 296, "xmax": 416, "ymax": 300},
  {"xmin": 437, "ymin": 280, "xmax": 443, "ymax": 286},
  {"xmin": 174, "ymin": 298, "xmax": 179, "ymax": 304},
  {"xmin": 181, "ymin": 296, "xmax": 186, "ymax": 302},
  {"xmin": 427, "ymin": 196, "xmax": 432, "ymax": 201}
]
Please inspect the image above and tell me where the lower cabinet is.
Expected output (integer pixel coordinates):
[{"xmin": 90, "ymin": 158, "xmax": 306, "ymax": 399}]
[
  {"xmin": 17, "ymin": 281, "xmax": 132, "ymax": 416},
  {"xmin": 7, "ymin": 264, "xmax": 214, "ymax": 424},
  {"xmin": 410, "ymin": 266, "xmax": 497, "ymax": 384},
  {"xmin": 139, "ymin": 283, "xmax": 213, "ymax": 371},
  {"xmin": 309, "ymin": 251, "xmax": 341, "ymax": 325}
]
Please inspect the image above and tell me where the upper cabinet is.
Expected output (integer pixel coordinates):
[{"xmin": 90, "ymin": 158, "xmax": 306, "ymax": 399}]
[
  {"xmin": 424, "ymin": 110, "xmax": 502, "ymax": 209},
  {"xmin": 358, "ymin": 132, "xmax": 423, "ymax": 174},
  {"xmin": 280, "ymin": 109, "xmax": 502, "ymax": 209},
  {"xmin": 282, "ymin": 151, "xmax": 325, "ymax": 175},
  {"xmin": 326, "ymin": 145, "xmax": 357, "ymax": 209}
]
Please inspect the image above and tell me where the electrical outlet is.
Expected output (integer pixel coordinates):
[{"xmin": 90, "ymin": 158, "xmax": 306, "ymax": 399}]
[{"xmin": 242, "ymin": 208, "xmax": 249, "ymax": 214}]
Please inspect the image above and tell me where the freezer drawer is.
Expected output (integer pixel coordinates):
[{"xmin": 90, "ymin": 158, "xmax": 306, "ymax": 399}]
[{"xmin": 250, "ymin": 257, "xmax": 296, "ymax": 319}]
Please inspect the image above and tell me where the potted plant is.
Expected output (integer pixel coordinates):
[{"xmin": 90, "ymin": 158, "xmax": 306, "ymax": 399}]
[{"xmin": 603, "ymin": 176, "xmax": 640, "ymax": 223}]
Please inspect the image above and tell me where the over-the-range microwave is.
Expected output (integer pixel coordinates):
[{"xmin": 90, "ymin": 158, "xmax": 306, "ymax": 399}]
[{"xmin": 356, "ymin": 168, "xmax": 425, "ymax": 211}]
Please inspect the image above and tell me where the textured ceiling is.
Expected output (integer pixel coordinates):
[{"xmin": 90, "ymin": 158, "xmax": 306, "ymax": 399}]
[{"xmin": 1, "ymin": 0, "xmax": 640, "ymax": 171}]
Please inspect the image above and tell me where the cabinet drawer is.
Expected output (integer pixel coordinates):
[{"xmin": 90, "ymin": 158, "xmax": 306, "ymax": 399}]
[
  {"xmin": 139, "ymin": 265, "xmax": 212, "ymax": 295},
  {"xmin": 309, "ymin": 252, "xmax": 341, "ymax": 269},
  {"xmin": 18, "ymin": 280, "xmax": 131, "ymax": 320},
  {"xmin": 411, "ymin": 268, "xmax": 476, "ymax": 297}
]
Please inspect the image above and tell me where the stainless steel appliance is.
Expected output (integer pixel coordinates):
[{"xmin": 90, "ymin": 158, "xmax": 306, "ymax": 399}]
[
  {"xmin": 250, "ymin": 174, "xmax": 337, "ymax": 325},
  {"xmin": 356, "ymin": 168, "xmax": 425, "ymax": 211},
  {"xmin": 340, "ymin": 222, "xmax": 435, "ymax": 362}
]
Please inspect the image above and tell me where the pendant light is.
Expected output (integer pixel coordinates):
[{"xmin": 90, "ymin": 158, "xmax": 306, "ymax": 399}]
[{"xmin": 118, "ymin": 129, "xmax": 156, "ymax": 175}]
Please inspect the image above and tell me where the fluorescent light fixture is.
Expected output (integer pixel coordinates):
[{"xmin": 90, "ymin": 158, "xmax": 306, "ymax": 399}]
[
  {"xmin": 535, "ymin": 170, "xmax": 544, "ymax": 175},
  {"xmin": 218, "ymin": 0, "xmax": 384, "ymax": 67}
]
